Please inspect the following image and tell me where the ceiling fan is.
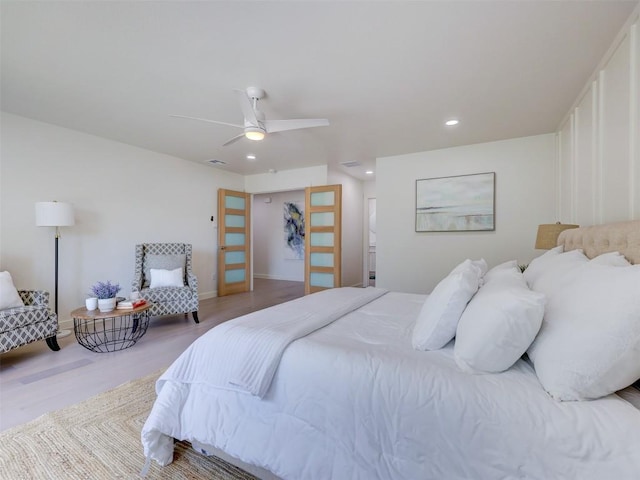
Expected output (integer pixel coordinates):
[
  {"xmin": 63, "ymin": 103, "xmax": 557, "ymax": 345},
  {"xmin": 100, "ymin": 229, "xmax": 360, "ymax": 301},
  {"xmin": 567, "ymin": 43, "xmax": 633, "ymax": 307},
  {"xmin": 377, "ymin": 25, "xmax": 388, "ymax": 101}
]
[{"xmin": 170, "ymin": 87, "xmax": 329, "ymax": 146}]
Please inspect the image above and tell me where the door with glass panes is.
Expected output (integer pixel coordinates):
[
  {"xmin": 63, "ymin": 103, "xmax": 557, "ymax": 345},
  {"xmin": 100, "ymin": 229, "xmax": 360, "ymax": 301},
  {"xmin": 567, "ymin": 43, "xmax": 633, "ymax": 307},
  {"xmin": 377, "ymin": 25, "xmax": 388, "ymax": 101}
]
[
  {"xmin": 304, "ymin": 184, "xmax": 342, "ymax": 294},
  {"xmin": 217, "ymin": 189, "xmax": 251, "ymax": 296}
]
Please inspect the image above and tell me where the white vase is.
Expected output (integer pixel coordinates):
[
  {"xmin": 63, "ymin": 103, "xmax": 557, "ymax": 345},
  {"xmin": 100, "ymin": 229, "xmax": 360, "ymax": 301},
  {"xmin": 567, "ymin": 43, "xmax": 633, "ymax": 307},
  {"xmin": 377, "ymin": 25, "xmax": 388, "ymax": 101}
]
[
  {"xmin": 85, "ymin": 297, "xmax": 98, "ymax": 310},
  {"xmin": 98, "ymin": 297, "xmax": 116, "ymax": 312}
]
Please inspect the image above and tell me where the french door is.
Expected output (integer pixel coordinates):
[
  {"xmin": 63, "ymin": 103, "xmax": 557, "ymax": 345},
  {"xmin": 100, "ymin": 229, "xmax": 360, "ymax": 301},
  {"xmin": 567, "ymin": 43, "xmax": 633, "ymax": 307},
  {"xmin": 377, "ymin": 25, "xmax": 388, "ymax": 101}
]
[
  {"xmin": 217, "ymin": 189, "xmax": 251, "ymax": 296},
  {"xmin": 304, "ymin": 184, "xmax": 342, "ymax": 294}
]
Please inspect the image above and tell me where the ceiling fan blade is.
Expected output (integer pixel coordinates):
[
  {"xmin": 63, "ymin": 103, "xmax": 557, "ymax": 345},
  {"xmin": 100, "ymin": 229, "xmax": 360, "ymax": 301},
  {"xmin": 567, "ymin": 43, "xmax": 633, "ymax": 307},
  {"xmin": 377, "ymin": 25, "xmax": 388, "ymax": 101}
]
[
  {"xmin": 169, "ymin": 114, "xmax": 243, "ymax": 129},
  {"xmin": 222, "ymin": 133, "xmax": 246, "ymax": 146},
  {"xmin": 264, "ymin": 118, "xmax": 329, "ymax": 133},
  {"xmin": 234, "ymin": 89, "xmax": 259, "ymax": 126}
]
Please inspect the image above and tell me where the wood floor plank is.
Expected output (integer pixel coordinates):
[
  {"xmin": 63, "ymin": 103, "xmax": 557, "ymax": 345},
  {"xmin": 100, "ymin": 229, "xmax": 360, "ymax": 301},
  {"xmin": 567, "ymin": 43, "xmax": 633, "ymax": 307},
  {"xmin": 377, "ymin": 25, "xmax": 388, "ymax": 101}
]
[{"xmin": 0, "ymin": 278, "xmax": 304, "ymax": 432}]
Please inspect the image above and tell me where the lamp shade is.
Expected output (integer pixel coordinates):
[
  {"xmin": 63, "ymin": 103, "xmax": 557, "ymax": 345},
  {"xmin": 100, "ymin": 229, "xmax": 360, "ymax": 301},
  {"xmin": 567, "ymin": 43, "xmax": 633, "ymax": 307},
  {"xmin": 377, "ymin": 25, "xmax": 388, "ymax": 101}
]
[
  {"xmin": 35, "ymin": 202, "xmax": 75, "ymax": 227},
  {"xmin": 535, "ymin": 223, "xmax": 579, "ymax": 249}
]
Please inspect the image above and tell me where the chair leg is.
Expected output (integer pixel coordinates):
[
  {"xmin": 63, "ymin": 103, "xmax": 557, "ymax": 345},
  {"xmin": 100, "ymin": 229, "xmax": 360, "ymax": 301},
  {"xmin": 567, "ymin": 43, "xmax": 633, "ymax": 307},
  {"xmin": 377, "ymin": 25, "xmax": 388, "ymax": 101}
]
[
  {"xmin": 192, "ymin": 311, "xmax": 199, "ymax": 324},
  {"xmin": 46, "ymin": 335, "xmax": 61, "ymax": 351}
]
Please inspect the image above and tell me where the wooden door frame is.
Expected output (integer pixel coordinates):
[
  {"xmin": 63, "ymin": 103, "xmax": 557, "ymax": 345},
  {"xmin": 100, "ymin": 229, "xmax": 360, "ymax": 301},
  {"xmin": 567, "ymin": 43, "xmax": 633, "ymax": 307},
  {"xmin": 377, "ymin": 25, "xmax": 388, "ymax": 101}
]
[
  {"xmin": 217, "ymin": 189, "xmax": 251, "ymax": 296},
  {"xmin": 304, "ymin": 184, "xmax": 342, "ymax": 295}
]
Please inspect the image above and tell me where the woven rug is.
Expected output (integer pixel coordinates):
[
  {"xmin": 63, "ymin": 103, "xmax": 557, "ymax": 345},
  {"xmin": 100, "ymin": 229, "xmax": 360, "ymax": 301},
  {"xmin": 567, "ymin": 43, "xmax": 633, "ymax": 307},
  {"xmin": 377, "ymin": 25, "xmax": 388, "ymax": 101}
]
[{"xmin": 0, "ymin": 371, "xmax": 258, "ymax": 479}]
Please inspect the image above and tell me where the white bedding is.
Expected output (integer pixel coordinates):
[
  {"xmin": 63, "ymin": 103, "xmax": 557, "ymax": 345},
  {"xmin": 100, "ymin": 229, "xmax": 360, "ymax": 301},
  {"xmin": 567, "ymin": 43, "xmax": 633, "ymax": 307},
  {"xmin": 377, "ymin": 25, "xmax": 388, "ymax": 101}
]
[
  {"xmin": 142, "ymin": 290, "xmax": 640, "ymax": 479},
  {"xmin": 159, "ymin": 286, "xmax": 387, "ymax": 398}
]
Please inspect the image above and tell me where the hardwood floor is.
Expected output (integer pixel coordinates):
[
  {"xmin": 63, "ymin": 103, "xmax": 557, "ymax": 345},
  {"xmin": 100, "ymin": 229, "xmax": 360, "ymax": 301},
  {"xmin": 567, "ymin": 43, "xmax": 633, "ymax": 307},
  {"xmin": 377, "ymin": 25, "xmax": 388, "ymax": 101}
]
[{"xmin": 0, "ymin": 278, "xmax": 304, "ymax": 432}]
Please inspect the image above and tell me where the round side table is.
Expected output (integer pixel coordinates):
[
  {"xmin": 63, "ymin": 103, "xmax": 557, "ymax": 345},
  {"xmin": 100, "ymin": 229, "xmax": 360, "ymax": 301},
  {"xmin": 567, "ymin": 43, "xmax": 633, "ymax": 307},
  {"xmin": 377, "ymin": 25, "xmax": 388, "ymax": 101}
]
[{"xmin": 70, "ymin": 303, "xmax": 152, "ymax": 352}]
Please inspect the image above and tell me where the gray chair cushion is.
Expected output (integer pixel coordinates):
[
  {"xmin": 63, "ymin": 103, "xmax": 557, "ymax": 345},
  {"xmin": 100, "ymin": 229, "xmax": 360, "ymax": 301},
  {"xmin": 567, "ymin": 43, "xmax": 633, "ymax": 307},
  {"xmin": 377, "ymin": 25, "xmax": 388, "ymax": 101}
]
[
  {"xmin": 141, "ymin": 286, "xmax": 194, "ymax": 304},
  {"xmin": 142, "ymin": 254, "xmax": 186, "ymax": 288}
]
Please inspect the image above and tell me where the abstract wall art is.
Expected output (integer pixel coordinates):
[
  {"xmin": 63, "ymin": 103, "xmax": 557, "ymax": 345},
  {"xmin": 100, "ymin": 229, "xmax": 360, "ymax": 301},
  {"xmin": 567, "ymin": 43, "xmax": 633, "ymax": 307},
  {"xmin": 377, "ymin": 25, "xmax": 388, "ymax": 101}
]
[{"xmin": 283, "ymin": 201, "xmax": 305, "ymax": 260}]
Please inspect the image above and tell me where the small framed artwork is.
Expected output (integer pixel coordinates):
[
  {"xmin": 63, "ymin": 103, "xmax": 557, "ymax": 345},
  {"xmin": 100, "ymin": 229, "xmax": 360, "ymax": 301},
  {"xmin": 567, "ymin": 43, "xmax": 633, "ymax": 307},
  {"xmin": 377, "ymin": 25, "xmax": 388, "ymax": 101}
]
[{"xmin": 415, "ymin": 172, "xmax": 495, "ymax": 232}]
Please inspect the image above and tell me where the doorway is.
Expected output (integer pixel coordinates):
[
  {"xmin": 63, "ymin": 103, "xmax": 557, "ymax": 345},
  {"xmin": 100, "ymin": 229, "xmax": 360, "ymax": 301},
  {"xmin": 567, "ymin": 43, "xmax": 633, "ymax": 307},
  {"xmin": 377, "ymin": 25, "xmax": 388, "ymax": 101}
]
[
  {"xmin": 252, "ymin": 190, "xmax": 306, "ymax": 292},
  {"xmin": 368, "ymin": 198, "xmax": 376, "ymax": 286}
]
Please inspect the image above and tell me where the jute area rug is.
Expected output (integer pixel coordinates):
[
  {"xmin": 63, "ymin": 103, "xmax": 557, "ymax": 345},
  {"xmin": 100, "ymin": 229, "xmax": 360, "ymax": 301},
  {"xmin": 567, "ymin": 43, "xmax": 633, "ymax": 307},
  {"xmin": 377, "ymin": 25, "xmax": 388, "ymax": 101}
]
[{"xmin": 0, "ymin": 371, "xmax": 258, "ymax": 479}]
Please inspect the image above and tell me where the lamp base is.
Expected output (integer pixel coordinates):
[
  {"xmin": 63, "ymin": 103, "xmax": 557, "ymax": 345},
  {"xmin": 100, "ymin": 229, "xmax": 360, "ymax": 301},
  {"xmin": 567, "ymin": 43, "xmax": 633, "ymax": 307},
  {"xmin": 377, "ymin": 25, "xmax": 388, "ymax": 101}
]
[{"xmin": 56, "ymin": 329, "xmax": 72, "ymax": 338}]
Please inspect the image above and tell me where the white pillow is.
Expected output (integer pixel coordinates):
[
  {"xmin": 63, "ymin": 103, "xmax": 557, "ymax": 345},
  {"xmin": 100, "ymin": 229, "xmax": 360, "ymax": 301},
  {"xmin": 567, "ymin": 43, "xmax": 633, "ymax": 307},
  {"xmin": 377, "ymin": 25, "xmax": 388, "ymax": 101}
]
[
  {"xmin": 522, "ymin": 246, "xmax": 563, "ymax": 287},
  {"xmin": 590, "ymin": 251, "xmax": 631, "ymax": 267},
  {"xmin": 454, "ymin": 265, "xmax": 546, "ymax": 374},
  {"xmin": 452, "ymin": 258, "xmax": 487, "ymax": 278},
  {"xmin": 0, "ymin": 271, "xmax": 24, "ymax": 310},
  {"xmin": 525, "ymin": 249, "xmax": 588, "ymax": 296},
  {"xmin": 412, "ymin": 259, "xmax": 483, "ymax": 351},
  {"xmin": 527, "ymin": 262, "xmax": 640, "ymax": 401},
  {"xmin": 483, "ymin": 260, "xmax": 518, "ymax": 284},
  {"xmin": 149, "ymin": 268, "xmax": 185, "ymax": 288}
]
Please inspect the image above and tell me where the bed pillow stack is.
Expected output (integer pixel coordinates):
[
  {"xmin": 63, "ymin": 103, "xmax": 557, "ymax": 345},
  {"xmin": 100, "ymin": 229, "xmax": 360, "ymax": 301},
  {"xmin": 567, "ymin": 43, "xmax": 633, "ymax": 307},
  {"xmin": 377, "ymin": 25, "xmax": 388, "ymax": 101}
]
[
  {"xmin": 412, "ymin": 259, "xmax": 486, "ymax": 351},
  {"xmin": 527, "ymin": 250, "xmax": 640, "ymax": 401},
  {"xmin": 523, "ymin": 247, "xmax": 588, "ymax": 294},
  {"xmin": 454, "ymin": 261, "xmax": 546, "ymax": 374}
]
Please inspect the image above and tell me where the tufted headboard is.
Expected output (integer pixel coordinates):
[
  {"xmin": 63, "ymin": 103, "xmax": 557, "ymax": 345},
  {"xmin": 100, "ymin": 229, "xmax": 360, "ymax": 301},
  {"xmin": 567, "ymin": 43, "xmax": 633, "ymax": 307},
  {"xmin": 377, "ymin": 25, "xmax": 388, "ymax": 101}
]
[{"xmin": 557, "ymin": 220, "xmax": 640, "ymax": 264}]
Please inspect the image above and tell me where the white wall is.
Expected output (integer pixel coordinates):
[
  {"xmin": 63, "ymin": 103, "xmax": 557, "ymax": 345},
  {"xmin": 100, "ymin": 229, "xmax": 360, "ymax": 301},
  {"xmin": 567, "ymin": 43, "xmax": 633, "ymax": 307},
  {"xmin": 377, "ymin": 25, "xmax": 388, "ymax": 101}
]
[
  {"xmin": 0, "ymin": 113, "xmax": 244, "ymax": 327},
  {"xmin": 245, "ymin": 165, "xmax": 327, "ymax": 194},
  {"xmin": 376, "ymin": 134, "xmax": 556, "ymax": 293},
  {"xmin": 557, "ymin": 7, "xmax": 640, "ymax": 225},
  {"xmin": 327, "ymin": 168, "xmax": 364, "ymax": 287},
  {"xmin": 253, "ymin": 190, "xmax": 305, "ymax": 282}
]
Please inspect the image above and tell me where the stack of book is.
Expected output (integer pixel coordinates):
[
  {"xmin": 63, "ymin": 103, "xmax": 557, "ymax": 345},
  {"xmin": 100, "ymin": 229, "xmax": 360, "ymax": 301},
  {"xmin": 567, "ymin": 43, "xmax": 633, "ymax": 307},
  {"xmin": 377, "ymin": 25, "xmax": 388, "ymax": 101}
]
[{"xmin": 116, "ymin": 298, "xmax": 147, "ymax": 310}]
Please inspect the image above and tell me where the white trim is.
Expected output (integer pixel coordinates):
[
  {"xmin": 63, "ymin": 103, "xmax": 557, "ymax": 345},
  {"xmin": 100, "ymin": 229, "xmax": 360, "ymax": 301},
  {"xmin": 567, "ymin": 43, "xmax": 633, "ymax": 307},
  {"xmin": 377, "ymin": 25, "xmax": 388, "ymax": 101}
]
[
  {"xmin": 629, "ymin": 22, "xmax": 638, "ymax": 219},
  {"xmin": 556, "ymin": 5, "xmax": 640, "ymax": 131},
  {"xmin": 253, "ymin": 273, "xmax": 304, "ymax": 283},
  {"xmin": 597, "ymin": 69, "xmax": 605, "ymax": 224}
]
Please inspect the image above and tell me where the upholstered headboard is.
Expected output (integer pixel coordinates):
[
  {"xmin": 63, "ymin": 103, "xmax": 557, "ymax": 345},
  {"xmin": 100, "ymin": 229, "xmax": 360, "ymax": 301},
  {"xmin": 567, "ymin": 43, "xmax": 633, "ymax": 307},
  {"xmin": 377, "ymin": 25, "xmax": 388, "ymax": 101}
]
[{"xmin": 557, "ymin": 220, "xmax": 640, "ymax": 264}]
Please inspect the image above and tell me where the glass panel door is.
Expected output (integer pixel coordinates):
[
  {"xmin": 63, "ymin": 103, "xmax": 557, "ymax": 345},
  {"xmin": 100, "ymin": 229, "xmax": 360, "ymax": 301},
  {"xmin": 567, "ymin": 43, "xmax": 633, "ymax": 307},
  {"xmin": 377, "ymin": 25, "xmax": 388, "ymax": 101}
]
[
  {"xmin": 217, "ymin": 189, "xmax": 251, "ymax": 296},
  {"xmin": 304, "ymin": 185, "xmax": 342, "ymax": 294}
]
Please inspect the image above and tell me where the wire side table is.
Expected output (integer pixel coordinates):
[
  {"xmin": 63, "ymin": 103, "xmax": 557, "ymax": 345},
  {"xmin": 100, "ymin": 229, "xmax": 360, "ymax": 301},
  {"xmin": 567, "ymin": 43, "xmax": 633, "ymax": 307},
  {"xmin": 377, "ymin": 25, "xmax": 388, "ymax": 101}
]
[{"xmin": 70, "ymin": 304, "xmax": 152, "ymax": 352}]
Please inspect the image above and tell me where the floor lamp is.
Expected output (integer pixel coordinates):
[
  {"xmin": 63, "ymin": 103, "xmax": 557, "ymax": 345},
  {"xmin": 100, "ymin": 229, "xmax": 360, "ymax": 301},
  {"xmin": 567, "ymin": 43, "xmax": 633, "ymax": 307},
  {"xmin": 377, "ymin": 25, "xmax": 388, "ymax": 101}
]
[{"xmin": 35, "ymin": 201, "xmax": 75, "ymax": 337}]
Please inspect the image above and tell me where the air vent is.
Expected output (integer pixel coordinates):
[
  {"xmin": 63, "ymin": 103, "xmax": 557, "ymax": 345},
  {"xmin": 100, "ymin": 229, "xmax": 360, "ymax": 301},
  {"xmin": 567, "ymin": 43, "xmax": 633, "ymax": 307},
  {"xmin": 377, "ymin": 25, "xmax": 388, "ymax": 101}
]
[
  {"xmin": 207, "ymin": 159, "xmax": 227, "ymax": 165},
  {"xmin": 341, "ymin": 161, "xmax": 361, "ymax": 168}
]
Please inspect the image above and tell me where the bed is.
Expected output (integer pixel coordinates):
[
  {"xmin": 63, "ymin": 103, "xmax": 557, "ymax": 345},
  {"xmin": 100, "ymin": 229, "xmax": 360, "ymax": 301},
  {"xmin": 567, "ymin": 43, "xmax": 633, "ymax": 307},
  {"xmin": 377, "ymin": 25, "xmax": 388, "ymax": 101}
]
[{"xmin": 141, "ymin": 220, "xmax": 640, "ymax": 479}]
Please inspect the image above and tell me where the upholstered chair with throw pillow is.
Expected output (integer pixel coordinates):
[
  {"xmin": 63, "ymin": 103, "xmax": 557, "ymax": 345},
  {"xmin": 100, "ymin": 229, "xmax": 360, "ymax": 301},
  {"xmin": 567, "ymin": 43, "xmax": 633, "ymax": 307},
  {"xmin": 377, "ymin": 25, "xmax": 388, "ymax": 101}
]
[
  {"xmin": 0, "ymin": 270, "xmax": 60, "ymax": 353},
  {"xmin": 132, "ymin": 243, "xmax": 199, "ymax": 323}
]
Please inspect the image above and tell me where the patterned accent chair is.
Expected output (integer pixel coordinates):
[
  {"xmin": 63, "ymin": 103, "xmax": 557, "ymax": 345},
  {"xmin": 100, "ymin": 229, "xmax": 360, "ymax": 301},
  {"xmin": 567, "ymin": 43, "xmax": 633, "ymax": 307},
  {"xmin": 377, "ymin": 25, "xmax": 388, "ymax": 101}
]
[
  {"xmin": 0, "ymin": 290, "xmax": 60, "ymax": 353},
  {"xmin": 132, "ymin": 243, "xmax": 199, "ymax": 323}
]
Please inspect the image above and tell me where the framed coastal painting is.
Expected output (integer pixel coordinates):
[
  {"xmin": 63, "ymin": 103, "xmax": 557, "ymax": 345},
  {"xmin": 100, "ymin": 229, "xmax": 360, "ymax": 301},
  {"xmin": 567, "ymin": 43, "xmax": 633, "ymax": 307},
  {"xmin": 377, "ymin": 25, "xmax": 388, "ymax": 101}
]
[{"xmin": 415, "ymin": 172, "xmax": 495, "ymax": 232}]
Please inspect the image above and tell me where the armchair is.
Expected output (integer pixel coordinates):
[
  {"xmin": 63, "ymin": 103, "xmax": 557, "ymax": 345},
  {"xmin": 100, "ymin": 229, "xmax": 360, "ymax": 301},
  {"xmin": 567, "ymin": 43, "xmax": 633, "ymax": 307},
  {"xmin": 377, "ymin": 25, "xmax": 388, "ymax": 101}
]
[
  {"xmin": 0, "ymin": 290, "xmax": 60, "ymax": 353},
  {"xmin": 132, "ymin": 243, "xmax": 199, "ymax": 323}
]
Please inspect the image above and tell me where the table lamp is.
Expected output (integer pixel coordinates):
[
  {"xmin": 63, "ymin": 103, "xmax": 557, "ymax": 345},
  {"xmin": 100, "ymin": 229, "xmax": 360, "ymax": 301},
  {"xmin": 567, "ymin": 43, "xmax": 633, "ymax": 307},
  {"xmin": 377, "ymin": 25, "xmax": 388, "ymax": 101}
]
[{"xmin": 535, "ymin": 222, "xmax": 579, "ymax": 249}]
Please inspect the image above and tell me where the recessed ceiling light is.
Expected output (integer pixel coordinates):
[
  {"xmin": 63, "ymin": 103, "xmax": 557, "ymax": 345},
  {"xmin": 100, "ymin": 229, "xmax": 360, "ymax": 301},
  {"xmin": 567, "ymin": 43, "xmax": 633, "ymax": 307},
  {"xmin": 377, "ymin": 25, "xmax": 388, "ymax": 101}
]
[
  {"xmin": 365, "ymin": 170, "xmax": 374, "ymax": 175},
  {"xmin": 246, "ymin": 154, "xmax": 256, "ymax": 160},
  {"xmin": 445, "ymin": 119, "xmax": 459, "ymax": 126}
]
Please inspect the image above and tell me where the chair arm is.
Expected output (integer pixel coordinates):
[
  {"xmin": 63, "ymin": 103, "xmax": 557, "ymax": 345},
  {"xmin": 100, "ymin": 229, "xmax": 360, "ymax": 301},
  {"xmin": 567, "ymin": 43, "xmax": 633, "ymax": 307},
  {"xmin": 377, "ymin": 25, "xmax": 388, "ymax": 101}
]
[
  {"xmin": 186, "ymin": 271, "xmax": 198, "ymax": 291},
  {"xmin": 18, "ymin": 290, "xmax": 49, "ymax": 307}
]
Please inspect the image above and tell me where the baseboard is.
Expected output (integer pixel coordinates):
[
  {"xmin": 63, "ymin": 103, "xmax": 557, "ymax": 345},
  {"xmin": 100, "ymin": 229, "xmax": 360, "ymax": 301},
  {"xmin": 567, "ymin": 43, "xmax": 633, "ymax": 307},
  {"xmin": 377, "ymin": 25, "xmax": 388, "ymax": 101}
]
[
  {"xmin": 59, "ymin": 317, "xmax": 73, "ymax": 331},
  {"xmin": 253, "ymin": 273, "xmax": 304, "ymax": 282},
  {"xmin": 199, "ymin": 290, "xmax": 217, "ymax": 300}
]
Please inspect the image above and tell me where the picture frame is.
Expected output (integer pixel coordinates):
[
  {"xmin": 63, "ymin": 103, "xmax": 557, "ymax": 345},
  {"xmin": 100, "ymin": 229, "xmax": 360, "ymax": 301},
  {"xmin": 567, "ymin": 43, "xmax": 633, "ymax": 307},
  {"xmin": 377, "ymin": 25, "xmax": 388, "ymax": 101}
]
[{"xmin": 415, "ymin": 172, "xmax": 495, "ymax": 232}]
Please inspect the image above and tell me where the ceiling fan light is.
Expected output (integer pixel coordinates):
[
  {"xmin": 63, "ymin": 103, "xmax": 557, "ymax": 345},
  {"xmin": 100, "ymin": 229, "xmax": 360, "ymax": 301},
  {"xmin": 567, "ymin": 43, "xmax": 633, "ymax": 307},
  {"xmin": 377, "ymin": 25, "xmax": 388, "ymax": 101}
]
[{"xmin": 245, "ymin": 128, "xmax": 265, "ymax": 141}]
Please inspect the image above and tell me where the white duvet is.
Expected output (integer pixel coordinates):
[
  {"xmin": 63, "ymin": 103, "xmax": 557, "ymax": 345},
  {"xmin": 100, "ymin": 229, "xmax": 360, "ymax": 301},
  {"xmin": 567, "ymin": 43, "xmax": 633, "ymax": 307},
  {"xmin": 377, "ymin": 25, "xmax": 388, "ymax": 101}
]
[{"xmin": 142, "ymin": 291, "xmax": 640, "ymax": 479}]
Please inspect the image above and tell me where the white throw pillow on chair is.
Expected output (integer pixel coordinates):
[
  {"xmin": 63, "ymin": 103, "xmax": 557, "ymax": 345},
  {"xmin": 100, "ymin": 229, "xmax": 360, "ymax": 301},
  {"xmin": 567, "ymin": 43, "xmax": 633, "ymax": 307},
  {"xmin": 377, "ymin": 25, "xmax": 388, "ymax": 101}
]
[
  {"xmin": 149, "ymin": 268, "xmax": 185, "ymax": 288},
  {"xmin": 0, "ymin": 271, "xmax": 24, "ymax": 310}
]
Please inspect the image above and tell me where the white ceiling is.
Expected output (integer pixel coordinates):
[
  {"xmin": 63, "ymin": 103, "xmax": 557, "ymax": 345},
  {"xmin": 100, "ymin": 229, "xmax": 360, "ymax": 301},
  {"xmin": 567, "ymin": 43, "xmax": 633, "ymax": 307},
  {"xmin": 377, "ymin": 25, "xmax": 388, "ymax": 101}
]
[{"xmin": 1, "ymin": 1, "xmax": 637, "ymax": 180}]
